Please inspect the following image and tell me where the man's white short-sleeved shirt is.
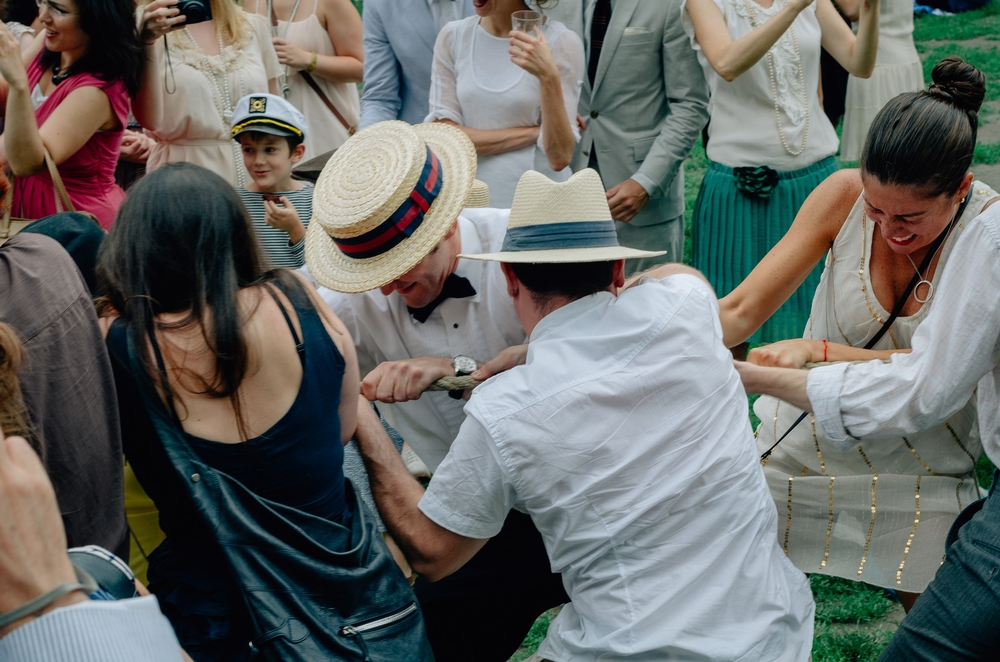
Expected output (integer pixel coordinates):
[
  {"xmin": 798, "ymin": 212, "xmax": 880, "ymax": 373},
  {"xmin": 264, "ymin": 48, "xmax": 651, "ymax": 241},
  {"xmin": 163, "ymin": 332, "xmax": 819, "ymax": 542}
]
[
  {"xmin": 421, "ymin": 275, "xmax": 815, "ymax": 661},
  {"xmin": 314, "ymin": 208, "xmax": 526, "ymax": 471}
]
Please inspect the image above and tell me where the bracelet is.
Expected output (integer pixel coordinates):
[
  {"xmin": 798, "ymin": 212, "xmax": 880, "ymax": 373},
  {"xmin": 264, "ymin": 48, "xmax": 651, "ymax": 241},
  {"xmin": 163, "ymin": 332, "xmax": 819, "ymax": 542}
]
[
  {"xmin": 305, "ymin": 51, "xmax": 317, "ymax": 74},
  {"xmin": 0, "ymin": 565, "xmax": 97, "ymax": 630},
  {"xmin": 822, "ymin": 338, "xmax": 828, "ymax": 363}
]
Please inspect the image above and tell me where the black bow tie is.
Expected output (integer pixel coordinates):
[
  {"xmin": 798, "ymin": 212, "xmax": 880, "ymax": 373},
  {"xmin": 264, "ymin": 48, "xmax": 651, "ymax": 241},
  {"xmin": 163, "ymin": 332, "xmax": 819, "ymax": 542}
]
[{"xmin": 407, "ymin": 273, "xmax": 477, "ymax": 323}]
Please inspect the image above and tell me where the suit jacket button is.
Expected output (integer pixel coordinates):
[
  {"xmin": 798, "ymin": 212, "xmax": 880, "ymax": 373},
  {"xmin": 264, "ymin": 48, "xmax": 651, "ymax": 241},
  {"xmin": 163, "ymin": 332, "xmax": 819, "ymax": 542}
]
[{"xmin": 590, "ymin": 110, "xmax": 599, "ymax": 119}]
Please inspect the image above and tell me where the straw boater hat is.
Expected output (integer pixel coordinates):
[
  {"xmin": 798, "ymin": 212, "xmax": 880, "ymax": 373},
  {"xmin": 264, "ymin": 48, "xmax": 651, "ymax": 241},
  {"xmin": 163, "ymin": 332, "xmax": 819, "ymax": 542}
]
[
  {"xmin": 466, "ymin": 179, "xmax": 490, "ymax": 208},
  {"xmin": 305, "ymin": 121, "xmax": 477, "ymax": 293},
  {"xmin": 460, "ymin": 169, "xmax": 665, "ymax": 263}
]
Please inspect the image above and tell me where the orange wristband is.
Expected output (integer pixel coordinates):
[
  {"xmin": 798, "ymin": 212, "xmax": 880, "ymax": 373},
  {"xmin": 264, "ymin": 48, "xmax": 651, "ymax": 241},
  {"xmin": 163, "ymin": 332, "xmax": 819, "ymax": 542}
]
[{"xmin": 822, "ymin": 339, "xmax": 828, "ymax": 363}]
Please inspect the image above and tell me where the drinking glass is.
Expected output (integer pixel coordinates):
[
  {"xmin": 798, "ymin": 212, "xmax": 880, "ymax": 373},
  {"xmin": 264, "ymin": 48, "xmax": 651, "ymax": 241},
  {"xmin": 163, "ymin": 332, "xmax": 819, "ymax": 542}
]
[{"xmin": 511, "ymin": 10, "xmax": 545, "ymax": 35}]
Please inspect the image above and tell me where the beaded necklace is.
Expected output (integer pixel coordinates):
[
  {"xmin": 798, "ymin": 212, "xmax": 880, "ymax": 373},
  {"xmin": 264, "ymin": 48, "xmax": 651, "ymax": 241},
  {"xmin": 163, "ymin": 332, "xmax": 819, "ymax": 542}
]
[
  {"xmin": 184, "ymin": 27, "xmax": 247, "ymax": 187},
  {"xmin": 741, "ymin": 0, "xmax": 810, "ymax": 157}
]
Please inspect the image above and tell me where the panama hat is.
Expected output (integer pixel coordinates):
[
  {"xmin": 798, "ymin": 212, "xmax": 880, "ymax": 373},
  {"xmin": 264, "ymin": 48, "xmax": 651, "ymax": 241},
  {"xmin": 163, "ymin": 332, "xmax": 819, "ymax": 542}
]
[
  {"xmin": 305, "ymin": 121, "xmax": 477, "ymax": 293},
  {"xmin": 460, "ymin": 169, "xmax": 665, "ymax": 263}
]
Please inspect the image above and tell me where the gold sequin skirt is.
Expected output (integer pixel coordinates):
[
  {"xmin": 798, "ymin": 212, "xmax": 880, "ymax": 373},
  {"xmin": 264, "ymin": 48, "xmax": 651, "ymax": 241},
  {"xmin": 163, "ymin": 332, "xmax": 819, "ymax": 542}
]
[{"xmin": 755, "ymin": 395, "xmax": 983, "ymax": 592}]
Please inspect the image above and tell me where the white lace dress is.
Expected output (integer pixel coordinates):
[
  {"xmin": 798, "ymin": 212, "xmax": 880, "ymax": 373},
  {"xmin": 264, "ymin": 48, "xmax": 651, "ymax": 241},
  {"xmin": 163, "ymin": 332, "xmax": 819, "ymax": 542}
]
[
  {"xmin": 839, "ymin": 0, "xmax": 924, "ymax": 161},
  {"xmin": 145, "ymin": 11, "xmax": 282, "ymax": 187},
  {"xmin": 426, "ymin": 16, "xmax": 584, "ymax": 207},
  {"xmin": 754, "ymin": 182, "xmax": 998, "ymax": 592},
  {"xmin": 681, "ymin": 0, "xmax": 839, "ymax": 170}
]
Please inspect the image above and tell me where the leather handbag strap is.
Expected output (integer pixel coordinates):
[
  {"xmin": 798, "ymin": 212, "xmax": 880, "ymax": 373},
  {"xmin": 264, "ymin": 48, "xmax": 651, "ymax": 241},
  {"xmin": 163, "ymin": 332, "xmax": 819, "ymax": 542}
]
[
  {"xmin": 267, "ymin": 1, "xmax": 355, "ymax": 136},
  {"xmin": 1, "ymin": 147, "xmax": 79, "ymax": 238},
  {"xmin": 43, "ymin": 148, "xmax": 75, "ymax": 214},
  {"xmin": 300, "ymin": 71, "xmax": 356, "ymax": 136}
]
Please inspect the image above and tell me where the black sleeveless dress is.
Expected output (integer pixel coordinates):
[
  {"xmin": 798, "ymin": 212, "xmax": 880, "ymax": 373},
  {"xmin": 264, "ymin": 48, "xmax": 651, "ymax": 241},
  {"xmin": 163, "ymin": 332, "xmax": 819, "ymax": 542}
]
[{"xmin": 107, "ymin": 277, "xmax": 350, "ymax": 661}]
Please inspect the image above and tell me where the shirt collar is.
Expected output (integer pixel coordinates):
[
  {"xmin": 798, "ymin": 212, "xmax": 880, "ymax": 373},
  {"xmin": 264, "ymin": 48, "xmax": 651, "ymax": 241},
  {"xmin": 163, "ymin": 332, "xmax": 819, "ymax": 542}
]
[{"xmin": 529, "ymin": 291, "xmax": 616, "ymax": 343}]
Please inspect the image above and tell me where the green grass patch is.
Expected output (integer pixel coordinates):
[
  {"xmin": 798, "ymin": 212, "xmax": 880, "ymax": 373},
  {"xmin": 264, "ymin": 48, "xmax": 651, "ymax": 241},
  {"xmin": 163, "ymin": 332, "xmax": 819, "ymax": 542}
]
[
  {"xmin": 977, "ymin": 453, "xmax": 997, "ymax": 489},
  {"xmin": 917, "ymin": 43, "xmax": 1000, "ymax": 103},
  {"xmin": 509, "ymin": 608, "xmax": 558, "ymax": 662},
  {"xmin": 811, "ymin": 575, "xmax": 894, "ymax": 624},
  {"xmin": 914, "ymin": 1, "xmax": 1000, "ymax": 43},
  {"xmin": 683, "ymin": 136, "xmax": 709, "ymax": 265},
  {"xmin": 812, "ymin": 626, "xmax": 895, "ymax": 662},
  {"xmin": 975, "ymin": 141, "xmax": 1000, "ymax": 164}
]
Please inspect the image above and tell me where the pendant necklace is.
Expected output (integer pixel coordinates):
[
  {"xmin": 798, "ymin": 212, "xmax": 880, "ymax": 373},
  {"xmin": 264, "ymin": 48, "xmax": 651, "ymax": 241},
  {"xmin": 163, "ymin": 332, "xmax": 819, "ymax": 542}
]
[
  {"xmin": 904, "ymin": 219, "xmax": 955, "ymax": 304},
  {"xmin": 52, "ymin": 63, "xmax": 71, "ymax": 85}
]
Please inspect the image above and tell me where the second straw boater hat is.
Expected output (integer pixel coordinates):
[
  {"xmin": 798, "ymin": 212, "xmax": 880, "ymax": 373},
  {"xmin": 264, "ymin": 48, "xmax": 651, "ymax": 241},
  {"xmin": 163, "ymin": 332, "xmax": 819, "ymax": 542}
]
[
  {"xmin": 305, "ymin": 121, "xmax": 477, "ymax": 293},
  {"xmin": 460, "ymin": 169, "xmax": 665, "ymax": 263}
]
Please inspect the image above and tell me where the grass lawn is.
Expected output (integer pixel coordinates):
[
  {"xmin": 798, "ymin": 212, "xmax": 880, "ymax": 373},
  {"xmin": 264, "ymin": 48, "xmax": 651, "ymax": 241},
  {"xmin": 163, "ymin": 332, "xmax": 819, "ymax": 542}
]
[{"xmin": 510, "ymin": 4, "xmax": 997, "ymax": 661}]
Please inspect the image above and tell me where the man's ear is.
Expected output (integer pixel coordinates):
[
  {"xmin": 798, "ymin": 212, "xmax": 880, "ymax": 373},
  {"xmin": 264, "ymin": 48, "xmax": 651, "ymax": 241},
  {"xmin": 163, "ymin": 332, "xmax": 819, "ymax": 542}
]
[
  {"xmin": 443, "ymin": 220, "xmax": 460, "ymax": 240},
  {"xmin": 501, "ymin": 262, "xmax": 519, "ymax": 298},
  {"xmin": 612, "ymin": 260, "xmax": 626, "ymax": 289}
]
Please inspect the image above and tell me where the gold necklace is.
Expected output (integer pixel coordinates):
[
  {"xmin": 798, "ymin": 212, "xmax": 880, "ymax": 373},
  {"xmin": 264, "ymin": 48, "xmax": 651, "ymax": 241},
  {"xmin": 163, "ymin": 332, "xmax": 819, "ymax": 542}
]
[{"xmin": 742, "ymin": 0, "xmax": 810, "ymax": 157}]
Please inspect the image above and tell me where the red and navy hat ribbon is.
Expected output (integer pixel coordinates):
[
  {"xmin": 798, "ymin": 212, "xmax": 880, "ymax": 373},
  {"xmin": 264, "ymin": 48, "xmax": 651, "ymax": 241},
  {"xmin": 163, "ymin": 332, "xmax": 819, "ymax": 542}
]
[{"xmin": 334, "ymin": 146, "xmax": 443, "ymax": 260}]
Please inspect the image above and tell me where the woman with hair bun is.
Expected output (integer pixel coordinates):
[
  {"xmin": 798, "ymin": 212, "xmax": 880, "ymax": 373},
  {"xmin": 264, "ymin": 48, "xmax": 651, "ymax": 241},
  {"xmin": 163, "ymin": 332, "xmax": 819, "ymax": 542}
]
[{"xmin": 718, "ymin": 57, "xmax": 999, "ymax": 609}]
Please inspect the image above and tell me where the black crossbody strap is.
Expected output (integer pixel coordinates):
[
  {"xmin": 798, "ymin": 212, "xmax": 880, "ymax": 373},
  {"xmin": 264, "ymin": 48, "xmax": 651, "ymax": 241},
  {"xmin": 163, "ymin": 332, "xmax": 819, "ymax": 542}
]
[{"xmin": 760, "ymin": 194, "xmax": 974, "ymax": 462}]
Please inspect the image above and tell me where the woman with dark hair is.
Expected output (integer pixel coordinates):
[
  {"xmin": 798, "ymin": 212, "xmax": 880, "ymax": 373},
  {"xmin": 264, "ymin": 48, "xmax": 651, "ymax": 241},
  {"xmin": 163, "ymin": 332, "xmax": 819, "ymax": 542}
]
[
  {"xmin": 97, "ymin": 163, "xmax": 365, "ymax": 659},
  {"xmin": 0, "ymin": 0, "xmax": 143, "ymax": 228},
  {"xmin": 719, "ymin": 57, "xmax": 999, "ymax": 610}
]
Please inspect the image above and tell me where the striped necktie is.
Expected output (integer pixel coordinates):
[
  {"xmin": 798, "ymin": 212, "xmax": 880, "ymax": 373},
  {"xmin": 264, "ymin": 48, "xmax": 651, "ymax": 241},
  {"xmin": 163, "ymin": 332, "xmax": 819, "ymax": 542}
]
[{"xmin": 588, "ymin": 0, "xmax": 612, "ymax": 87}]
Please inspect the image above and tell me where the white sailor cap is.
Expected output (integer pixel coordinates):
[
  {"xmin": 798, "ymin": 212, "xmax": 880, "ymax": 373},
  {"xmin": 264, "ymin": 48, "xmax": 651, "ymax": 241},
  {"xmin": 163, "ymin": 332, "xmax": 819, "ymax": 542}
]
[{"xmin": 230, "ymin": 93, "xmax": 308, "ymax": 140}]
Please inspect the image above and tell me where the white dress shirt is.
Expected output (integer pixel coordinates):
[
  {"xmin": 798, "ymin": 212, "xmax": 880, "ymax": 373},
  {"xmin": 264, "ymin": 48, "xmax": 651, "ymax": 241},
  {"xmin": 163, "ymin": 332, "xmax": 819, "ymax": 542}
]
[
  {"xmin": 421, "ymin": 274, "xmax": 814, "ymax": 661},
  {"xmin": 316, "ymin": 208, "xmax": 526, "ymax": 471},
  {"xmin": 809, "ymin": 203, "xmax": 1000, "ymax": 467},
  {"xmin": 0, "ymin": 596, "xmax": 183, "ymax": 662}
]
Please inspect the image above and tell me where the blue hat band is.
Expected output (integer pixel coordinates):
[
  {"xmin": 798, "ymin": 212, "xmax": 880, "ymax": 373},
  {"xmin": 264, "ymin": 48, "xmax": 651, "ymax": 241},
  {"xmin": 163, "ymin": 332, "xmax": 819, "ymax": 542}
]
[{"xmin": 500, "ymin": 220, "xmax": 620, "ymax": 252}]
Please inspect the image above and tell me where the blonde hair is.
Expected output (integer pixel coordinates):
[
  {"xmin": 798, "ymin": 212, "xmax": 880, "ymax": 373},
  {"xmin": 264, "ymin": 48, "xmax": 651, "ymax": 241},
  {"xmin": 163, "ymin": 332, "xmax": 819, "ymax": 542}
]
[
  {"xmin": 157, "ymin": 0, "xmax": 250, "ymax": 50},
  {"xmin": 210, "ymin": 0, "xmax": 250, "ymax": 48}
]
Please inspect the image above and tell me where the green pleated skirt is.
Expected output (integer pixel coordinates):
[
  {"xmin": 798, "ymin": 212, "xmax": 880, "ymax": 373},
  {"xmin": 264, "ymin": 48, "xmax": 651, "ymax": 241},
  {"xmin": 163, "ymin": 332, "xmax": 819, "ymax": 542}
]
[{"xmin": 692, "ymin": 156, "xmax": 838, "ymax": 344}]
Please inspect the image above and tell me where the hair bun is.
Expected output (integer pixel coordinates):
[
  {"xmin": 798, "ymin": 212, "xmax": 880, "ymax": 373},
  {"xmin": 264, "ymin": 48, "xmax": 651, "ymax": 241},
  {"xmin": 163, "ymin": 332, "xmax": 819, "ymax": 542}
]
[{"xmin": 930, "ymin": 56, "xmax": 986, "ymax": 114}]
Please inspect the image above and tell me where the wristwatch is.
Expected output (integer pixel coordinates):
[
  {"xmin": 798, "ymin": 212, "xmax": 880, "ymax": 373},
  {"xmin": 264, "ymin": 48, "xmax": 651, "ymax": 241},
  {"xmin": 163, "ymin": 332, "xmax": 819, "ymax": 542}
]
[
  {"xmin": 450, "ymin": 355, "xmax": 478, "ymax": 399},
  {"xmin": 452, "ymin": 355, "xmax": 478, "ymax": 376}
]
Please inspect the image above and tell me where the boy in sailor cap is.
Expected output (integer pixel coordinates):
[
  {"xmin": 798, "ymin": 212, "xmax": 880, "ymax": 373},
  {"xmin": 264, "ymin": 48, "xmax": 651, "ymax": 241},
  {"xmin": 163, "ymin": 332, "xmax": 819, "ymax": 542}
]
[{"xmin": 231, "ymin": 93, "xmax": 312, "ymax": 268}]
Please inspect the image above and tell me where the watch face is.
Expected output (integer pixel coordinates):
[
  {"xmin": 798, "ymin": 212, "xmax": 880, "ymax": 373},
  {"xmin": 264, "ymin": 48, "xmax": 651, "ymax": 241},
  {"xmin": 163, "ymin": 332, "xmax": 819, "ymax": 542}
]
[{"xmin": 454, "ymin": 356, "xmax": 478, "ymax": 375}]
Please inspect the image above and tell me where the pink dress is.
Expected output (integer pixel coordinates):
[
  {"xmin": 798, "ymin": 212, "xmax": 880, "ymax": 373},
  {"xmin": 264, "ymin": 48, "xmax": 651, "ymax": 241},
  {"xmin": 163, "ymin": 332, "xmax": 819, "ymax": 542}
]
[{"xmin": 11, "ymin": 55, "xmax": 129, "ymax": 229}]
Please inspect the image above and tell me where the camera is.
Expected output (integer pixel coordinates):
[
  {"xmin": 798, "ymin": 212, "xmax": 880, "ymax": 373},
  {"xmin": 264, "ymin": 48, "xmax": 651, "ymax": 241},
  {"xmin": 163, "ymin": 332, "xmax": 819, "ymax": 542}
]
[{"xmin": 176, "ymin": 0, "xmax": 212, "ymax": 26}]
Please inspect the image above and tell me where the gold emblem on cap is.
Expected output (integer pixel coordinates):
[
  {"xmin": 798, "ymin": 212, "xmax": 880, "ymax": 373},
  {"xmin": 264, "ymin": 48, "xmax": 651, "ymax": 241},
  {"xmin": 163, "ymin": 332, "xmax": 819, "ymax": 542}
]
[{"xmin": 249, "ymin": 97, "xmax": 267, "ymax": 113}]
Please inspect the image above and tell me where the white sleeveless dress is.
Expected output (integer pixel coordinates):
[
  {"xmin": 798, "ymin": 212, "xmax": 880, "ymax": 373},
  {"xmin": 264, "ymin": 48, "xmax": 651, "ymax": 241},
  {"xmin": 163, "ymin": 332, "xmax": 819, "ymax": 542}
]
[{"xmin": 754, "ymin": 182, "xmax": 998, "ymax": 592}]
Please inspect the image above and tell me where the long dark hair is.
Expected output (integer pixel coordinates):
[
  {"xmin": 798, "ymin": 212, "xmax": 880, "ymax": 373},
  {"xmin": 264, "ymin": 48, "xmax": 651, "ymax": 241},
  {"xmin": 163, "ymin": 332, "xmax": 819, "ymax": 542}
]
[
  {"xmin": 39, "ymin": 0, "xmax": 144, "ymax": 95},
  {"xmin": 97, "ymin": 163, "xmax": 282, "ymax": 438},
  {"xmin": 861, "ymin": 57, "xmax": 985, "ymax": 198}
]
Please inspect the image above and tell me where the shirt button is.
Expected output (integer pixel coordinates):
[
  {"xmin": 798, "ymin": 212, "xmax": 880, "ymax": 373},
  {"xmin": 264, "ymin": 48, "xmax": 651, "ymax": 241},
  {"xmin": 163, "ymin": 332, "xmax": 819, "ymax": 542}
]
[
  {"xmin": 453, "ymin": 323, "xmax": 459, "ymax": 328},
  {"xmin": 590, "ymin": 110, "xmax": 599, "ymax": 119},
  {"xmin": 191, "ymin": 473, "xmax": 201, "ymax": 483}
]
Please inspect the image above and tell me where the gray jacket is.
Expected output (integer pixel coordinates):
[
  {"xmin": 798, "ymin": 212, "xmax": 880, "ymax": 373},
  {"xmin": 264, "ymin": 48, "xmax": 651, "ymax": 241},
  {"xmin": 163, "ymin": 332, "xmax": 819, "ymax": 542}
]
[{"xmin": 570, "ymin": 0, "xmax": 709, "ymax": 226}]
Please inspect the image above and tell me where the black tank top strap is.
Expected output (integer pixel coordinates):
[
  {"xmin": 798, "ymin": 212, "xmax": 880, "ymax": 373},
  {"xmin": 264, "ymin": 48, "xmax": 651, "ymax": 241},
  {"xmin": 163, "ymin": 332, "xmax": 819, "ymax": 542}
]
[{"xmin": 264, "ymin": 283, "xmax": 305, "ymax": 365}]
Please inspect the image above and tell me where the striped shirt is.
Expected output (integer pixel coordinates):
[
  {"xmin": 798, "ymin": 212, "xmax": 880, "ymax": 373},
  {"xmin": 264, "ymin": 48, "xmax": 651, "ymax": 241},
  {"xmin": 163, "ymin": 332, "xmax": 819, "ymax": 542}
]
[{"xmin": 237, "ymin": 184, "xmax": 314, "ymax": 269}]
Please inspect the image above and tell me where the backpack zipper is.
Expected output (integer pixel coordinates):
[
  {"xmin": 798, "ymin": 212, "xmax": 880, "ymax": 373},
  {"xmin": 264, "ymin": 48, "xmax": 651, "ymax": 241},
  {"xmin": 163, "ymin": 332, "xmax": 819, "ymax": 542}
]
[{"xmin": 340, "ymin": 601, "xmax": 418, "ymax": 637}]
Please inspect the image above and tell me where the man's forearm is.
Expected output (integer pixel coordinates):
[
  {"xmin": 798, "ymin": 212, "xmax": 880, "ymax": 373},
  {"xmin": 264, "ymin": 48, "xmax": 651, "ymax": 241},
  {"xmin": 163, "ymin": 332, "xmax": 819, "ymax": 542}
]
[
  {"xmin": 353, "ymin": 404, "xmax": 443, "ymax": 568},
  {"xmin": 735, "ymin": 362, "xmax": 813, "ymax": 411}
]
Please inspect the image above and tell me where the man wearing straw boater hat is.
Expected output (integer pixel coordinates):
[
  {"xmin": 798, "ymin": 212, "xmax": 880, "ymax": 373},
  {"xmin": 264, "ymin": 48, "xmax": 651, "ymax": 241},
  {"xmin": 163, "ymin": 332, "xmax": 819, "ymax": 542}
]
[
  {"xmin": 304, "ymin": 120, "xmax": 567, "ymax": 661},
  {"xmin": 352, "ymin": 168, "xmax": 816, "ymax": 661}
]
